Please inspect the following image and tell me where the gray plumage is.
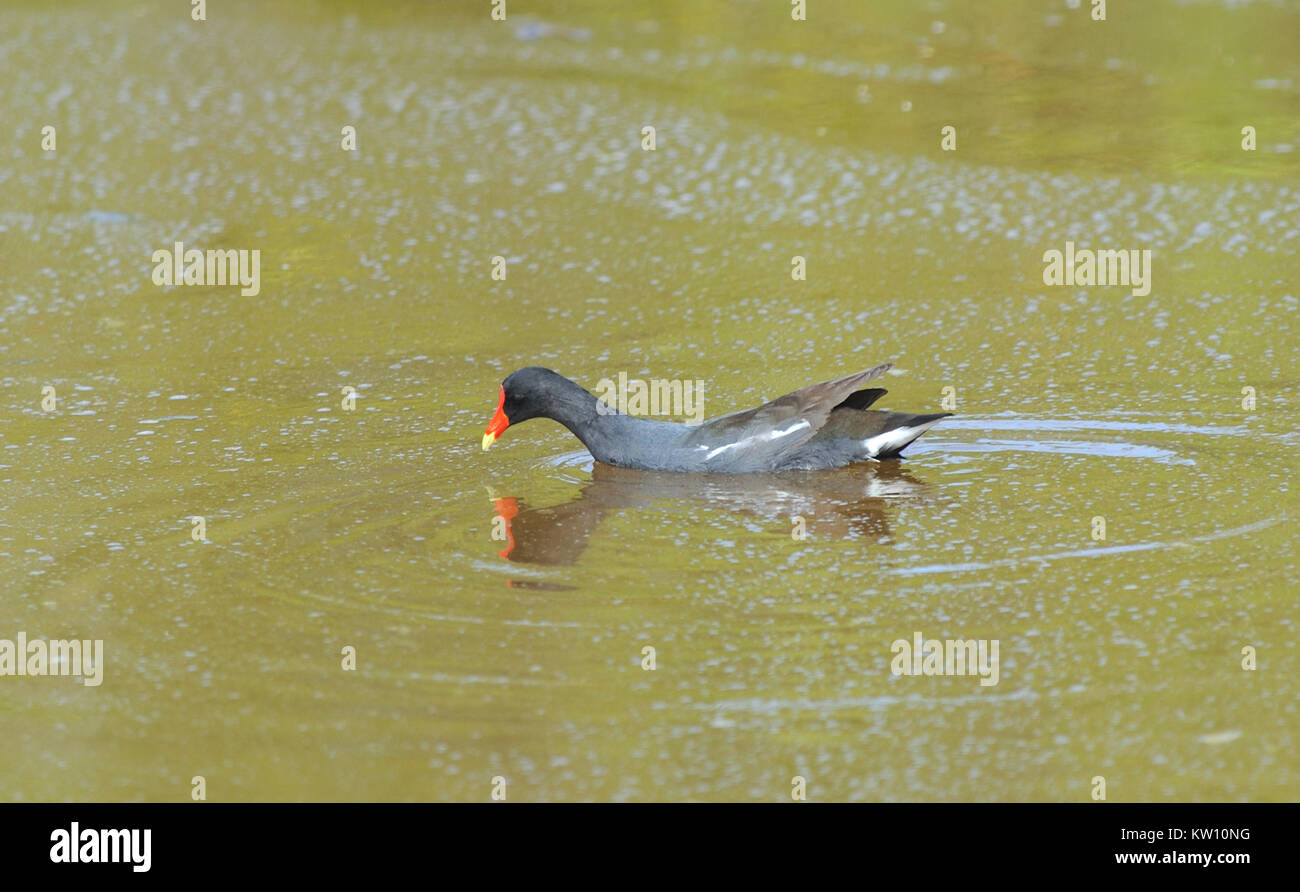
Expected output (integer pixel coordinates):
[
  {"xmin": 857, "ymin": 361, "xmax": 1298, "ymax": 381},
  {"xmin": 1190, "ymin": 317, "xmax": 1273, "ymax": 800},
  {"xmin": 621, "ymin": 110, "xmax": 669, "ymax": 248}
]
[{"xmin": 486, "ymin": 364, "xmax": 950, "ymax": 473}]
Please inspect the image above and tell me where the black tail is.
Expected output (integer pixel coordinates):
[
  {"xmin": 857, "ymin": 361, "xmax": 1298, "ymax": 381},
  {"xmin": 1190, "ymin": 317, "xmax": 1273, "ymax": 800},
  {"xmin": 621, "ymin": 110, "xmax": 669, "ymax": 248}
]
[{"xmin": 837, "ymin": 388, "xmax": 888, "ymax": 411}]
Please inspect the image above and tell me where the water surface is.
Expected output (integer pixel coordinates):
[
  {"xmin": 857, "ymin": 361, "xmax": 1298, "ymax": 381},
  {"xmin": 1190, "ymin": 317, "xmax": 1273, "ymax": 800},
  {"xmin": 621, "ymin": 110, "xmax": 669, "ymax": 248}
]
[{"xmin": 1, "ymin": 0, "xmax": 1296, "ymax": 801}]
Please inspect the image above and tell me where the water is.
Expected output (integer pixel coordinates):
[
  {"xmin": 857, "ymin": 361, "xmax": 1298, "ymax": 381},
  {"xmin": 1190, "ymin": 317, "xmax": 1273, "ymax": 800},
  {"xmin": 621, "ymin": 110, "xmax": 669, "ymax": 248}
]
[{"xmin": 1, "ymin": 0, "xmax": 1296, "ymax": 801}]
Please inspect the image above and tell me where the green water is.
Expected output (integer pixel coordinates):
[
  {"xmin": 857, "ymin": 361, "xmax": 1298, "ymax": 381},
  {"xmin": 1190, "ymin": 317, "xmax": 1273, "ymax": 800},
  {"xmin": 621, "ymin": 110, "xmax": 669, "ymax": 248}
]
[{"xmin": 1, "ymin": 0, "xmax": 1296, "ymax": 801}]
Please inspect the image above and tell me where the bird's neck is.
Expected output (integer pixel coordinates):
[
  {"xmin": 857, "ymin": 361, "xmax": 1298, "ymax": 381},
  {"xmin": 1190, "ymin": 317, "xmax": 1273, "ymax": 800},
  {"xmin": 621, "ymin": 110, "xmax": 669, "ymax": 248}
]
[
  {"xmin": 541, "ymin": 379, "xmax": 604, "ymax": 445},
  {"xmin": 542, "ymin": 379, "xmax": 644, "ymax": 464}
]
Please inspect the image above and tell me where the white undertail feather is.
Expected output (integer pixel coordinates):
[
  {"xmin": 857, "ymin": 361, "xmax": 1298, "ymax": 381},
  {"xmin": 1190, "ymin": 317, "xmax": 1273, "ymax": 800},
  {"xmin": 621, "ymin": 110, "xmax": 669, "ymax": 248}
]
[{"xmin": 862, "ymin": 419, "xmax": 943, "ymax": 458}]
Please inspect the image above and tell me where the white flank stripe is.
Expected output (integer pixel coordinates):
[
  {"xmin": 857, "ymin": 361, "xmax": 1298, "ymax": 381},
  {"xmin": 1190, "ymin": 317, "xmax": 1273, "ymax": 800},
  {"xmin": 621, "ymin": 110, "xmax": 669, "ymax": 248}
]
[{"xmin": 704, "ymin": 420, "xmax": 811, "ymax": 460}]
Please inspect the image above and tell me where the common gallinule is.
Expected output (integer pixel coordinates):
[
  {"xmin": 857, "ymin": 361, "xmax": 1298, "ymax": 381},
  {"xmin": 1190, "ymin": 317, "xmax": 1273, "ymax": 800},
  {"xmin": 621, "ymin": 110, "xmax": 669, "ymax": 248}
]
[{"xmin": 481, "ymin": 363, "xmax": 949, "ymax": 472}]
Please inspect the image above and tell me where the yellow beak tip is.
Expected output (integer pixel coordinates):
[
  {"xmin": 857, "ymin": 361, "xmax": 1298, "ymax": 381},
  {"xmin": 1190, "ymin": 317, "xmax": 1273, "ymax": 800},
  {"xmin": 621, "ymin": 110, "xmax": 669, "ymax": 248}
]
[{"xmin": 481, "ymin": 433, "xmax": 496, "ymax": 451}]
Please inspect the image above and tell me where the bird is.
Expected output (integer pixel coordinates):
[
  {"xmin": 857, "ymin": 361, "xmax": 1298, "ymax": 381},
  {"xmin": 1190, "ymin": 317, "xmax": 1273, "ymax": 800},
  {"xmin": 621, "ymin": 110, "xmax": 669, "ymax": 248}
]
[{"xmin": 480, "ymin": 363, "xmax": 949, "ymax": 473}]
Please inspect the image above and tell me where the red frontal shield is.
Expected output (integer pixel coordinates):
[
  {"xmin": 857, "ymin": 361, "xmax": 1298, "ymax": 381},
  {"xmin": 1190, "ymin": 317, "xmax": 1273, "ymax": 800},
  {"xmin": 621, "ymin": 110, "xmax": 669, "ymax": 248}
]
[{"xmin": 482, "ymin": 385, "xmax": 509, "ymax": 450}]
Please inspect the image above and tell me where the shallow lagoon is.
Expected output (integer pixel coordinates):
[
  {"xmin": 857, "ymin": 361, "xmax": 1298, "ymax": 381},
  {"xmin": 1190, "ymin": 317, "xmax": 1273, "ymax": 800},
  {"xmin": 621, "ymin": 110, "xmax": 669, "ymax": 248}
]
[{"xmin": 1, "ymin": 0, "xmax": 1296, "ymax": 800}]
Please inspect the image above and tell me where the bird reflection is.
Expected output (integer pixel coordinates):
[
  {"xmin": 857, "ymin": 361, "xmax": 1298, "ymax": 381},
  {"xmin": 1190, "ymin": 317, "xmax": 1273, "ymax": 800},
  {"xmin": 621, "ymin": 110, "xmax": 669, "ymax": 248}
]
[{"xmin": 488, "ymin": 460, "xmax": 934, "ymax": 570}]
